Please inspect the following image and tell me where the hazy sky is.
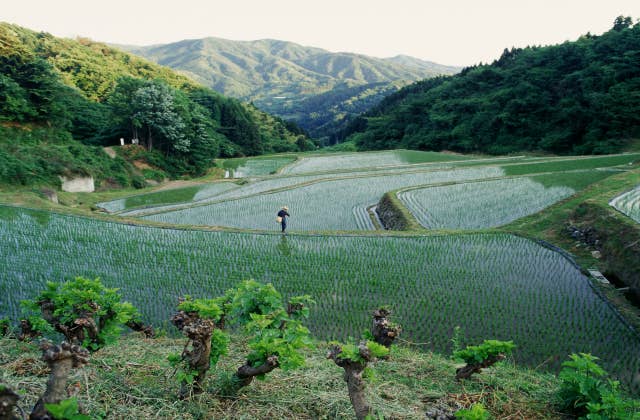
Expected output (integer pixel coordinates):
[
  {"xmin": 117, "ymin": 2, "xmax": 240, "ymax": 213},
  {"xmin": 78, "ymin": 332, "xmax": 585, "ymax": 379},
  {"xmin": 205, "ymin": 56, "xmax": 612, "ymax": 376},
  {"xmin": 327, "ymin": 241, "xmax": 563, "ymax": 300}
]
[{"xmin": 3, "ymin": 0, "xmax": 640, "ymax": 66}]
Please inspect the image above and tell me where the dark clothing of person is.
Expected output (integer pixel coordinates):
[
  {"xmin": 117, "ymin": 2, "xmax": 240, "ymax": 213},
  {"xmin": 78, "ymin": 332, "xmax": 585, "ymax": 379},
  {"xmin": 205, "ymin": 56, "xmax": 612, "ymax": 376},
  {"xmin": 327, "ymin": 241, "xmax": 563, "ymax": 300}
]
[{"xmin": 277, "ymin": 209, "xmax": 290, "ymax": 232}]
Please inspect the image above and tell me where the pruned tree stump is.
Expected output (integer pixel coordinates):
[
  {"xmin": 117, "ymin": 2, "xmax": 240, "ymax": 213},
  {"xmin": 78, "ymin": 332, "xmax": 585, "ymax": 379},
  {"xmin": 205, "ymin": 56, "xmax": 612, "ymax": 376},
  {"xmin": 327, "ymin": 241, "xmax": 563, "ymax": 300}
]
[
  {"xmin": 327, "ymin": 343, "xmax": 373, "ymax": 420},
  {"xmin": 235, "ymin": 355, "xmax": 280, "ymax": 388},
  {"xmin": 30, "ymin": 341, "xmax": 89, "ymax": 420},
  {"xmin": 372, "ymin": 308, "xmax": 401, "ymax": 350},
  {"xmin": 18, "ymin": 319, "xmax": 41, "ymax": 342},
  {"xmin": 455, "ymin": 353, "xmax": 505, "ymax": 380},
  {"xmin": 171, "ymin": 309, "xmax": 215, "ymax": 399}
]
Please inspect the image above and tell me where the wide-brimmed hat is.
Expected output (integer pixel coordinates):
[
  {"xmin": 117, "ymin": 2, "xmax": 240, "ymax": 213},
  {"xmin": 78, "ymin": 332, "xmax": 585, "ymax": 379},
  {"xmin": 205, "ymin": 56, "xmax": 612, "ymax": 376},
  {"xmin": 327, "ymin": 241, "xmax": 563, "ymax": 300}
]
[{"xmin": 282, "ymin": 206, "xmax": 289, "ymax": 210}]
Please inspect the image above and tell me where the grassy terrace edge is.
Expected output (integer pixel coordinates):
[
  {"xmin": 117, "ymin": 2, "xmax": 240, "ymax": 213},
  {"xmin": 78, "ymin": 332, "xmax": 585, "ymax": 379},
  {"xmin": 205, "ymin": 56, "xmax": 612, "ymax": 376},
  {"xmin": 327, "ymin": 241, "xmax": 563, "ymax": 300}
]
[{"xmin": 0, "ymin": 334, "xmax": 567, "ymax": 419}]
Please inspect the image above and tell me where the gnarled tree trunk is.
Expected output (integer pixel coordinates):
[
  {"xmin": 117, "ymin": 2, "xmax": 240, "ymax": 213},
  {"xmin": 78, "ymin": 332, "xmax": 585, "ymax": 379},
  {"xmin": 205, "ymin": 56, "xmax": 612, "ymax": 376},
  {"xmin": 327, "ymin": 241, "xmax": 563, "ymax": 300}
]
[
  {"xmin": 327, "ymin": 343, "xmax": 372, "ymax": 420},
  {"xmin": 30, "ymin": 341, "xmax": 89, "ymax": 420},
  {"xmin": 18, "ymin": 319, "xmax": 41, "ymax": 341},
  {"xmin": 234, "ymin": 355, "xmax": 279, "ymax": 388},
  {"xmin": 372, "ymin": 308, "xmax": 400, "ymax": 349},
  {"xmin": 37, "ymin": 299, "xmax": 100, "ymax": 347},
  {"xmin": 125, "ymin": 320, "xmax": 155, "ymax": 338},
  {"xmin": 171, "ymin": 310, "xmax": 214, "ymax": 399},
  {"xmin": 455, "ymin": 353, "xmax": 505, "ymax": 380}
]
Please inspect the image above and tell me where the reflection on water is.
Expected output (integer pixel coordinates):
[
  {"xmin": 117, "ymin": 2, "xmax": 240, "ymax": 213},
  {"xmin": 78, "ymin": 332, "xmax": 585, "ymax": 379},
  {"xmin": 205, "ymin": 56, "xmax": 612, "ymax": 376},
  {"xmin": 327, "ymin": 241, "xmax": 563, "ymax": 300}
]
[
  {"xmin": 277, "ymin": 234, "xmax": 291, "ymax": 256},
  {"xmin": 223, "ymin": 157, "xmax": 296, "ymax": 178}
]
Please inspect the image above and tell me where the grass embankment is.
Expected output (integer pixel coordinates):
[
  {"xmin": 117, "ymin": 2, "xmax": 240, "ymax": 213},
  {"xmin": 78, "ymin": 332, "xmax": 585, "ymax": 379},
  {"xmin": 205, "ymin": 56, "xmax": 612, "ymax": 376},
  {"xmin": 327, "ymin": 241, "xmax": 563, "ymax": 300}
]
[
  {"xmin": 502, "ymin": 168, "xmax": 639, "ymax": 269},
  {"xmin": 0, "ymin": 125, "xmax": 142, "ymax": 188},
  {"xmin": 0, "ymin": 334, "xmax": 563, "ymax": 419},
  {"xmin": 502, "ymin": 168, "xmax": 640, "ymax": 330},
  {"xmin": 376, "ymin": 191, "xmax": 423, "ymax": 231},
  {"xmin": 0, "ymin": 160, "xmax": 226, "ymax": 219}
]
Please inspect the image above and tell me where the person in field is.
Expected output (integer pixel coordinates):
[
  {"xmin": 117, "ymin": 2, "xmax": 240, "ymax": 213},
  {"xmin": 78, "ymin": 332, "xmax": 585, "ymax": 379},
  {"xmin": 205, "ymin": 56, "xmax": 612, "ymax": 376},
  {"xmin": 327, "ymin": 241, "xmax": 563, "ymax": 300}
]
[{"xmin": 277, "ymin": 206, "xmax": 290, "ymax": 233}]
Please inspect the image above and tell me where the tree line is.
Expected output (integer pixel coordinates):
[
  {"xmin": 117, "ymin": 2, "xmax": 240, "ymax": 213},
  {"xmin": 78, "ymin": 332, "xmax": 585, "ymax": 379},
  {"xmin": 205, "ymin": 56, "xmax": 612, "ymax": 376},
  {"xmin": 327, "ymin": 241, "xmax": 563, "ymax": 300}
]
[{"xmin": 340, "ymin": 17, "xmax": 640, "ymax": 155}]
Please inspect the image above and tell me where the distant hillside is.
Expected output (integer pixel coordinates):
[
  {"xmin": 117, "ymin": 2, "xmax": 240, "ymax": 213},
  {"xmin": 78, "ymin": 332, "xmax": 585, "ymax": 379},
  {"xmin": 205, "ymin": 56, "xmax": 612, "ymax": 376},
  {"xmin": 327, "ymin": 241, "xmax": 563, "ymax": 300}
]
[
  {"xmin": 0, "ymin": 23, "xmax": 313, "ymax": 189},
  {"xmin": 121, "ymin": 38, "xmax": 459, "ymax": 141},
  {"xmin": 342, "ymin": 17, "xmax": 640, "ymax": 155}
]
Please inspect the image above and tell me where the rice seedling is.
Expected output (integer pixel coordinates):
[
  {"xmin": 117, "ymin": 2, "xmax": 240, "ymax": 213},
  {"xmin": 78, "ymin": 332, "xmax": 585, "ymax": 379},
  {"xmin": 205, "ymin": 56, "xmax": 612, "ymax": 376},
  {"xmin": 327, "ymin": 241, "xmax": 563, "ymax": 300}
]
[
  {"xmin": 1, "ymin": 206, "xmax": 638, "ymax": 391},
  {"xmin": 610, "ymin": 185, "xmax": 640, "ymax": 223}
]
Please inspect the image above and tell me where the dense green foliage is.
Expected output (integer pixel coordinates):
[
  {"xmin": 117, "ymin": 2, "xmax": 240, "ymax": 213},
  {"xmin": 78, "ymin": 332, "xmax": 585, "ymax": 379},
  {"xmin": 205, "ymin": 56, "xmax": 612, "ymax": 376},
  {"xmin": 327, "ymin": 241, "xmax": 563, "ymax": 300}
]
[
  {"xmin": 558, "ymin": 353, "xmax": 639, "ymax": 419},
  {"xmin": 21, "ymin": 277, "xmax": 140, "ymax": 350},
  {"xmin": 0, "ymin": 125, "xmax": 142, "ymax": 188},
  {"xmin": 124, "ymin": 37, "xmax": 459, "ymax": 141},
  {"xmin": 343, "ymin": 17, "xmax": 640, "ymax": 155},
  {"xmin": 453, "ymin": 340, "xmax": 515, "ymax": 365},
  {"xmin": 455, "ymin": 403, "xmax": 491, "ymax": 420},
  {"xmin": 168, "ymin": 280, "xmax": 313, "ymax": 396},
  {"xmin": 273, "ymin": 81, "xmax": 407, "ymax": 143},
  {"xmin": 232, "ymin": 281, "xmax": 314, "ymax": 374},
  {"xmin": 45, "ymin": 397, "xmax": 90, "ymax": 420},
  {"xmin": 168, "ymin": 295, "xmax": 228, "ymax": 394},
  {"xmin": 0, "ymin": 22, "xmax": 310, "ymax": 186}
]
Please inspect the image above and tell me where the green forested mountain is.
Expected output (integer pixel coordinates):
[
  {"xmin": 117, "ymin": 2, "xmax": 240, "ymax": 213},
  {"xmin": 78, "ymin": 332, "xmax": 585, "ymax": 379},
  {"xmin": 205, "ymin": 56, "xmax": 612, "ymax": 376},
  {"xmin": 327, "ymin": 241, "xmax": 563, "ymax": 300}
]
[
  {"xmin": 0, "ymin": 23, "xmax": 313, "ymax": 188},
  {"xmin": 272, "ymin": 81, "xmax": 406, "ymax": 142},
  {"xmin": 342, "ymin": 17, "xmax": 640, "ymax": 155},
  {"xmin": 122, "ymin": 38, "xmax": 460, "ymax": 142}
]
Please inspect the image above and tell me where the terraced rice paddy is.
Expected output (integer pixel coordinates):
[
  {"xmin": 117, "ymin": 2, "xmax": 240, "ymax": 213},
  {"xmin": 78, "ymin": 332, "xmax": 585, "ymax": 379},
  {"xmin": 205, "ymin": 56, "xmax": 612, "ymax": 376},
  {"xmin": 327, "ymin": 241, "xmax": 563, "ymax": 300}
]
[
  {"xmin": 143, "ymin": 166, "xmax": 505, "ymax": 230},
  {"xmin": 501, "ymin": 153, "xmax": 640, "ymax": 176},
  {"xmin": 399, "ymin": 171, "xmax": 615, "ymax": 229},
  {"xmin": 119, "ymin": 153, "xmax": 639, "ymax": 231},
  {"xmin": 98, "ymin": 182, "xmax": 239, "ymax": 213},
  {"xmin": 5, "ymin": 151, "xmax": 640, "ymax": 393},
  {"xmin": 610, "ymin": 185, "xmax": 640, "ymax": 223},
  {"xmin": 1, "ymin": 205, "xmax": 638, "ymax": 391},
  {"xmin": 222, "ymin": 156, "xmax": 296, "ymax": 177},
  {"xmin": 280, "ymin": 150, "xmax": 475, "ymax": 174}
]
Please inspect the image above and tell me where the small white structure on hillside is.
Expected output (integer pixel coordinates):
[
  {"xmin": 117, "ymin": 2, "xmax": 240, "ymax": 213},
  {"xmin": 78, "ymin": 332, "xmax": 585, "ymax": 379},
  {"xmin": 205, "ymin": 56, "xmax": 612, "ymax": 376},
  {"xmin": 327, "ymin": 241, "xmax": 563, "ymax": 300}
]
[{"xmin": 59, "ymin": 176, "xmax": 95, "ymax": 193}]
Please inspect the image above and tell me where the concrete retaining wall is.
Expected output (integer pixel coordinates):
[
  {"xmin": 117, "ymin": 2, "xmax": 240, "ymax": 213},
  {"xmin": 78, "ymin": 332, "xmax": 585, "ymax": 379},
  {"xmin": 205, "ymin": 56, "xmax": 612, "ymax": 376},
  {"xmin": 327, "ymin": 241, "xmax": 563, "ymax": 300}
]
[{"xmin": 59, "ymin": 176, "xmax": 95, "ymax": 193}]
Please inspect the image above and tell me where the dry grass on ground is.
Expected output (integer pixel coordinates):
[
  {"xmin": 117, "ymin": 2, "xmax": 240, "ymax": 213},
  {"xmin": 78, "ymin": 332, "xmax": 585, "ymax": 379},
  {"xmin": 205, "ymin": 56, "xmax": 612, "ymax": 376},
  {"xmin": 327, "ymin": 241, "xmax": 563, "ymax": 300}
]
[{"xmin": 0, "ymin": 334, "xmax": 563, "ymax": 419}]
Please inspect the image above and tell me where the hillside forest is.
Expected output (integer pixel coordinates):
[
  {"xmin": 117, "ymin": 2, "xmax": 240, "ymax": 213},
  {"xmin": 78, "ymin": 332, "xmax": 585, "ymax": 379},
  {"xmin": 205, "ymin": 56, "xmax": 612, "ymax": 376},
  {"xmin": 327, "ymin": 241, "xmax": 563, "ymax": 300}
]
[
  {"xmin": 340, "ymin": 17, "xmax": 640, "ymax": 155},
  {"xmin": 2, "ymin": 18, "xmax": 640, "ymax": 189},
  {"xmin": 0, "ymin": 23, "xmax": 314, "ymax": 188},
  {"xmin": 123, "ymin": 38, "xmax": 460, "ymax": 143}
]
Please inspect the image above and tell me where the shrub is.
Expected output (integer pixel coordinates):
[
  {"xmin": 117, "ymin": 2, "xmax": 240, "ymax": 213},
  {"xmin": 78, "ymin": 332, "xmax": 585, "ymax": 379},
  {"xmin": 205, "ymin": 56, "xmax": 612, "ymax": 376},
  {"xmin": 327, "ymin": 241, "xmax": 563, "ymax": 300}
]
[
  {"xmin": 131, "ymin": 174, "xmax": 147, "ymax": 189},
  {"xmin": 558, "ymin": 353, "xmax": 637, "ymax": 419},
  {"xmin": 328, "ymin": 307, "xmax": 400, "ymax": 420},
  {"xmin": 455, "ymin": 403, "xmax": 491, "ymax": 420},
  {"xmin": 228, "ymin": 280, "xmax": 314, "ymax": 388},
  {"xmin": 453, "ymin": 339, "xmax": 515, "ymax": 380},
  {"xmin": 169, "ymin": 280, "xmax": 314, "ymax": 397},
  {"xmin": 20, "ymin": 276, "xmax": 144, "ymax": 350},
  {"xmin": 327, "ymin": 340, "xmax": 389, "ymax": 420},
  {"xmin": 0, "ymin": 318, "xmax": 9, "ymax": 336},
  {"xmin": 30, "ymin": 341, "xmax": 90, "ymax": 419}
]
